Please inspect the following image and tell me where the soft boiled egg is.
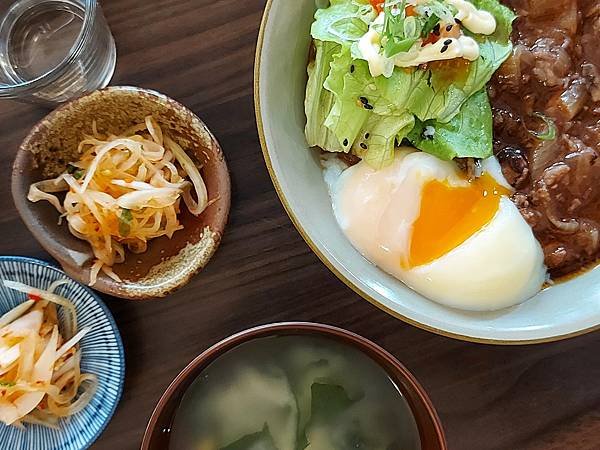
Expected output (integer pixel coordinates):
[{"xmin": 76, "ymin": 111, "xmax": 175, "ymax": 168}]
[{"xmin": 324, "ymin": 148, "xmax": 547, "ymax": 311}]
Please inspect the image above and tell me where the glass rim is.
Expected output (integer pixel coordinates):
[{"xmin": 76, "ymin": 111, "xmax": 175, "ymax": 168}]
[{"xmin": 0, "ymin": 0, "xmax": 97, "ymax": 96}]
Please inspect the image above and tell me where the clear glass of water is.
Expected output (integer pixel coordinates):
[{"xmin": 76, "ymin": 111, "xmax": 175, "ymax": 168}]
[{"xmin": 0, "ymin": 0, "xmax": 116, "ymax": 106}]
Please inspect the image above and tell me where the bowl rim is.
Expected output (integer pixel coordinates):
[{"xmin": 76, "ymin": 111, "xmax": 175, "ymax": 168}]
[
  {"xmin": 0, "ymin": 255, "xmax": 125, "ymax": 450},
  {"xmin": 252, "ymin": 0, "xmax": 600, "ymax": 345},
  {"xmin": 140, "ymin": 321, "xmax": 447, "ymax": 450},
  {"xmin": 11, "ymin": 85, "xmax": 231, "ymax": 301}
]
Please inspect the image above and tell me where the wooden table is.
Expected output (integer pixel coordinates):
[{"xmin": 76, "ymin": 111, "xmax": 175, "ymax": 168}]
[{"xmin": 1, "ymin": 1, "xmax": 599, "ymax": 449}]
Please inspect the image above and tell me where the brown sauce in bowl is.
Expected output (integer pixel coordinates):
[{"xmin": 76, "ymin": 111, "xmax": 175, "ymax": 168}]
[{"xmin": 489, "ymin": 0, "xmax": 600, "ymax": 277}]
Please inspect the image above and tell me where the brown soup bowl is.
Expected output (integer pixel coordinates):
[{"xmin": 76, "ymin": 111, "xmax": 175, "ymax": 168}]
[
  {"xmin": 12, "ymin": 86, "xmax": 230, "ymax": 300},
  {"xmin": 141, "ymin": 322, "xmax": 447, "ymax": 450}
]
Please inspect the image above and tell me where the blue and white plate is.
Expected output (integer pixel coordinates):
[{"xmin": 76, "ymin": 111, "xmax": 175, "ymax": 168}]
[{"xmin": 0, "ymin": 256, "xmax": 125, "ymax": 450}]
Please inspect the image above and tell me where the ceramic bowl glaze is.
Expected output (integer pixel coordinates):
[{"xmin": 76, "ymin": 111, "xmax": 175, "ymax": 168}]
[
  {"xmin": 12, "ymin": 86, "xmax": 231, "ymax": 300},
  {"xmin": 141, "ymin": 322, "xmax": 447, "ymax": 450},
  {"xmin": 0, "ymin": 256, "xmax": 125, "ymax": 450},
  {"xmin": 254, "ymin": 0, "xmax": 600, "ymax": 343}
]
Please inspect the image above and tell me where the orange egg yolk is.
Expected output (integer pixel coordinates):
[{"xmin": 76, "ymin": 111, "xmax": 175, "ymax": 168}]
[{"xmin": 408, "ymin": 173, "xmax": 510, "ymax": 268}]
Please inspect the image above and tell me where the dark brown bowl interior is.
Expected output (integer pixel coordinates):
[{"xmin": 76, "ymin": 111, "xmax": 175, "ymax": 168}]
[
  {"xmin": 12, "ymin": 86, "xmax": 230, "ymax": 300},
  {"xmin": 141, "ymin": 322, "xmax": 447, "ymax": 450}
]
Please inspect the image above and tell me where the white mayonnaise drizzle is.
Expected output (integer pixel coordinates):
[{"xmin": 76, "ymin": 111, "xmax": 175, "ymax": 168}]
[
  {"xmin": 358, "ymin": 1, "xmax": 497, "ymax": 77},
  {"xmin": 447, "ymin": 0, "xmax": 497, "ymax": 35},
  {"xmin": 394, "ymin": 35, "xmax": 480, "ymax": 67}
]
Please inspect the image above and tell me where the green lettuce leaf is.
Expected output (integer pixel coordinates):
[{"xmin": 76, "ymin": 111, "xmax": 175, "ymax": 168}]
[
  {"xmin": 305, "ymin": 40, "xmax": 345, "ymax": 152},
  {"xmin": 367, "ymin": 10, "xmax": 515, "ymax": 124},
  {"xmin": 320, "ymin": 46, "xmax": 416, "ymax": 168},
  {"xmin": 305, "ymin": 0, "xmax": 516, "ymax": 166},
  {"xmin": 373, "ymin": 0, "xmax": 515, "ymax": 123},
  {"xmin": 311, "ymin": 0, "xmax": 375, "ymax": 45},
  {"xmin": 323, "ymin": 46, "xmax": 371, "ymax": 150},
  {"xmin": 470, "ymin": 0, "xmax": 516, "ymax": 42},
  {"xmin": 353, "ymin": 112, "xmax": 415, "ymax": 168},
  {"xmin": 407, "ymin": 89, "xmax": 493, "ymax": 160}
]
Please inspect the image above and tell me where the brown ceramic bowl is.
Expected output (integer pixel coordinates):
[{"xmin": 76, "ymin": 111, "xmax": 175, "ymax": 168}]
[
  {"xmin": 141, "ymin": 322, "xmax": 447, "ymax": 450},
  {"xmin": 12, "ymin": 86, "xmax": 230, "ymax": 300}
]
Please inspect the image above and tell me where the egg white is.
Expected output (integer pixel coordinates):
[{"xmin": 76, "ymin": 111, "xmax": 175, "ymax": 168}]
[{"xmin": 324, "ymin": 148, "xmax": 547, "ymax": 311}]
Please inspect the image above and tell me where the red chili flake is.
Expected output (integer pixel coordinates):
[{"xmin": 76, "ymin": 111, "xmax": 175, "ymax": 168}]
[
  {"xmin": 28, "ymin": 293, "xmax": 42, "ymax": 302},
  {"xmin": 369, "ymin": 0, "xmax": 385, "ymax": 13},
  {"xmin": 422, "ymin": 33, "xmax": 441, "ymax": 46}
]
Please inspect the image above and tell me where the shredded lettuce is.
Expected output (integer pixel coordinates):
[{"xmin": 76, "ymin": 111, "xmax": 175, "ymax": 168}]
[
  {"xmin": 311, "ymin": 0, "xmax": 375, "ymax": 45},
  {"xmin": 304, "ymin": 0, "xmax": 516, "ymax": 167},
  {"xmin": 354, "ymin": 112, "xmax": 415, "ymax": 168},
  {"xmin": 323, "ymin": 46, "xmax": 371, "ymax": 149},
  {"xmin": 305, "ymin": 41, "xmax": 345, "ymax": 152},
  {"xmin": 408, "ymin": 89, "xmax": 493, "ymax": 160},
  {"xmin": 306, "ymin": 44, "xmax": 415, "ymax": 168}
]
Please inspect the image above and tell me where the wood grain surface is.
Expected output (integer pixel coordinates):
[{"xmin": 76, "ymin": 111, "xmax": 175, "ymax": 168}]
[{"xmin": 0, "ymin": 1, "xmax": 599, "ymax": 449}]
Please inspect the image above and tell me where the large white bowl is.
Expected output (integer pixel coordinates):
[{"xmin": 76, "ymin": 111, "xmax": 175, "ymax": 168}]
[{"xmin": 254, "ymin": 0, "xmax": 600, "ymax": 344}]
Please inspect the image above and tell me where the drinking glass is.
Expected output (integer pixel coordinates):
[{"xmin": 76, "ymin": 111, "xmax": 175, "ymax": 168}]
[{"xmin": 0, "ymin": 0, "xmax": 116, "ymax": 106}]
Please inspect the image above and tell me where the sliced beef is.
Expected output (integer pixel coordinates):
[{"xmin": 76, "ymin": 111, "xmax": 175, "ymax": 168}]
[{"xmin": 491, "ymin": 0, "xmax": 600, "ymax": 277}]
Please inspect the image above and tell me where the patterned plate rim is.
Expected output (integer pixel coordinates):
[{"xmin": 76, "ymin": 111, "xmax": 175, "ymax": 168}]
[{"xmin": 0, "ymin": 255, "xmax": 126, "ymax": 450}]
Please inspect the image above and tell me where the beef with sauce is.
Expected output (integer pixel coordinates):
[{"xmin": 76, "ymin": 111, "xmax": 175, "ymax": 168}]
[{"xmin": 490, "ymin": 0, "xmax": 600, "ymax": 277}]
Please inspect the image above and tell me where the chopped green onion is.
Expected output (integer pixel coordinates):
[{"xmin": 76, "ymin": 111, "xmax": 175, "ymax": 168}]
[
  {"xmin": 118, "ymin": 208, "xmax": 133, "ymax": 237},
  {"xmin": 403, "ymin": 16, "xmax": 418, "ymax": 38},
  {"xmin": 68, "ymin": 164, "xmax": 85, "ymax": 180},
  {"xmin": 384, "ymin": 37, "xmax": 418, "ymax": 56},
  {"xmin": 421, "ymin": 13, "xmax": 440, "ymax": 37},
  {"xmin": 67, "ymin": 164, "xmax": 85, "ymax": 180},
  {"xmin": 382, "ymin": 0, "xmax": 421, "ymax": 57},
  {"xmin": 530, "ymin": 113, "xmax": 557, "ymax": 141}
]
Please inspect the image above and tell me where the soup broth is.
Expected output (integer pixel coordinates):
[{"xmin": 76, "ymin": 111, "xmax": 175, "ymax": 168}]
[{"xmin": 169, "ymin": 335, "xmax": 421, "ymax": 450}]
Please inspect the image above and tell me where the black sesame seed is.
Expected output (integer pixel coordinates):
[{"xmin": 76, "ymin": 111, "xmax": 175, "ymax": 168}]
[
  {"xmin": 364, "ymin": 133, "xmax": 370, "ymax": 139},
  {"xmin": 455, "ymin": 18, "xmax": 462, "ymax": 25},
  {"xmin": 433, "ymin": 24, "xmax": 440, "ymax": 36},
  {"xmin": 444, "ymin": 39, "xmax": 452, "ymax": 45},
  {"xmin": 441, "ymin": 45, "xmax": 448, "ymax": 53},
  {"xmin": 364, "ymin": 103, "xmax": 374, "ymax": 110},
  {"xmin": 343, "ymin": 138, "xmax": 349, "ymax": 146},
  {"xmin": 350, "ymin": 65, "xmax": 355, "ymax": 73},
  {"xmin": 359, "ymin": 96, "xmax": 368, "ymax": 104},
  {"xmin": 360, "ymin": 143, "xmax": 368, "ymax": 150},
  {"xmin": 446, "ymin": 24, "xmax": 453, "ymax": 32}
]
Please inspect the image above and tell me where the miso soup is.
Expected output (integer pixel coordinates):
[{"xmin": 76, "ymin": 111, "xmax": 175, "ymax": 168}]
[{"xmin": 169, "ymin": 335, "xmax": 421, "ymax": 450}]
